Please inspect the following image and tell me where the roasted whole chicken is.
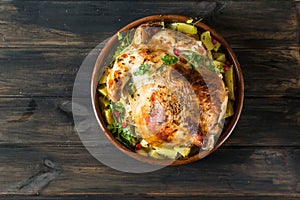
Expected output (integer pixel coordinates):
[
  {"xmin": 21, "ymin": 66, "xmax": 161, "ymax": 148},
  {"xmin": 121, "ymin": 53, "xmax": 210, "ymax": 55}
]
[{"xmin": 106, "ymin": 24, "xmax": 228, "ymax": 151}]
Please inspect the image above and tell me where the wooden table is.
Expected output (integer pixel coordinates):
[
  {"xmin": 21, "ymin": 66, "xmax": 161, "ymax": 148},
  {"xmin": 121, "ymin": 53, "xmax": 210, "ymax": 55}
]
[{"xmin": 1, "ymin": 1, "xmax": 299, "ymax": 199}]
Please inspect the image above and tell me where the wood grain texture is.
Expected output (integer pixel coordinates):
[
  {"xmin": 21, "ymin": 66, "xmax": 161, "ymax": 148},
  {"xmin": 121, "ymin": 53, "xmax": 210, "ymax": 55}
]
[
  {"xmin": 0, "ymin": 98, "xmax": 299, "ymax": 146},
  {"xmin": 0, "ymin": 146, "xmax": 299, "ymax": 196},
  {"xmin": 0, "ymin": 49, "xmax": 84, "ymax": 97},
  {"xmin": 0, "ymin": 1, "xmax": 299, "ymax": 97},
  {"xmin": 1, "ymin": 196, "xmax": 300, "ymax": 200},
  {"xmin": 0, "ymin": 1, "xmax": 298, "ymax": 49},
  {"xmin": 0, "ymin": 98, "xmax": 77, "ymax": 145},
  {"xmin": 0, "ymin": 0, "xmax": 299, "ymax": 199},
  {"xmin": 0, "ymin": 48, "xmax": 299, "ymax": 97},
  {"xmin": 207, "ymin": 1, "xmax": 299, "ymax": 49}
]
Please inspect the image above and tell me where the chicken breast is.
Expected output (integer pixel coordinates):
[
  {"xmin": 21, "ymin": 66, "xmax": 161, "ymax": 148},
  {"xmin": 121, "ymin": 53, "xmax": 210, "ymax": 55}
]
[{"xmin": 107, "ymin": 24, "xmax": 228, "ymax": 150}]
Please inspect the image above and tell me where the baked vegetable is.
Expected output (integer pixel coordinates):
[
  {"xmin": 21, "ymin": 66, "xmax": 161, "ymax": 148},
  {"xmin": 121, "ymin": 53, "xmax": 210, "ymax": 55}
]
[{"xmin": 225, "ymin": 65, "xmax": 236, "ymax": 101}]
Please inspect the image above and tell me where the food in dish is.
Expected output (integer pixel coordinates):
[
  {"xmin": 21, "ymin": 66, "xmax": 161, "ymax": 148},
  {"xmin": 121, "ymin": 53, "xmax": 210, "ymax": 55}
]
[{"xmin": 97, "ymin": 19, "xmax": 236, "ymax": 160}]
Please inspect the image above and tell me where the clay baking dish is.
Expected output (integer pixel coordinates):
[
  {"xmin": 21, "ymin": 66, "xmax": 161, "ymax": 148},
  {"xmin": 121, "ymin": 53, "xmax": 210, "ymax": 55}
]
[{"xmin": 91, "ymin": 15, "xmax": 244, "ymax": 166}]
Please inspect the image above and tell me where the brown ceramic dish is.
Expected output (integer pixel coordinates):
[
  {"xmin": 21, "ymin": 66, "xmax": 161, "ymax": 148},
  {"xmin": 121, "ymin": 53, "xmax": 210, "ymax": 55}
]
[{"xmin": 91, "ymin": 15, "xmax": 244, "ymax": 166}]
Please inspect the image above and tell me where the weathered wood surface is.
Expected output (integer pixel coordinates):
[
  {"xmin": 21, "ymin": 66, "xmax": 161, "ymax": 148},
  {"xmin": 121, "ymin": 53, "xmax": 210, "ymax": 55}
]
[
  {"xmin": 0, "ymin": 98, "xmax": 299, "ymax": 146},
  {"xmin": 0, "ymin": 146, "xmax": 299, "ymax": 196},
  {"xmin": 0, "ymin": 1, "xmax": 298, "ymax": 49},
  {"xmin": 0, "ymin": 0, "xmax": 299, "ymax": 199},
  {"xmin": 0, "ymin": 49, "xmax": 298, "ymax": 97}
]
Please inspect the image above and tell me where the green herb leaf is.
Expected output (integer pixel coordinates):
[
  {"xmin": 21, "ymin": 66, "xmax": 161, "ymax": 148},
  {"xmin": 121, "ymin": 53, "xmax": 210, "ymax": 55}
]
[
  {"xmin": 117, "ymin": 32, "xmax": 123, "ymax": 40},
  {"xmin": 184, "ymin": 51, "xmax": 216, "ymax": 72},
  {"xmin": 115, "ymin": 101, "xmax": 124, "ymax": 113},
  {"xmin": 161, "ymin": 54, "xmax": 178, "ymax": 66},
  {"xmin": 110, "ymin": 101, "xmax": 125, "ymax": 121},
  {"xmin": 186, "ymin": 19, "xmax": 194, "ymax": 24},
  {"xmin": 107, "ymin": 99, "xmax": 138, "ymax": 149},
  {"xmin": 215, "ymin": 65, "xmax": 225, "ymax": 74},
  {"xmin": 133, "ymin": 64, "xmax": 150, "ymax": 76},
  {"xmin": 128, "ymin": 82, "xmax": 136, "ymax": 98},
  {"xmin": 107, "ymin": 122, "xmax": 119, "ymax": 133},
  {"xmin": 107, "ymin": 121, "xmax": 137, "ymax": 149},
  {"xmin": 113, "ymin": 31, "xmax": 133, "ymax": 60}
]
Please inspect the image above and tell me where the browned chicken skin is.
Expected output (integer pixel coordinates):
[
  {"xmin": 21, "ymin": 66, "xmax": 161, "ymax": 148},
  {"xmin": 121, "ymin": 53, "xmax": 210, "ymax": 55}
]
[{"xmin": 107, "ymin": 24, "xmax": 228, "ymax": 150}]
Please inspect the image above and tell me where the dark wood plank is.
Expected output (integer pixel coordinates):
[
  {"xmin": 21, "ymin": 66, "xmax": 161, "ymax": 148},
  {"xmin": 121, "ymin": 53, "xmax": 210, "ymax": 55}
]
[
  {"xmin": 207, "ymin": 1, "xmax": 299, "ymax": 49},
  {"xmin": 0, "ymin": 1, "xmax": 216, "ymax": 49},
  {"xmin": 297, "ymin": 1, "xmax": 300, "ymax": 19},
  {"xmin": 0, "ymin": 98, "xmax": 78, "ymax": 145},
  {"xmin": 0, "ymin": 98, "xmax": 299, "ymax": 146},
  {"xmin": 1, "ymin": 195, "xmax": 300, "ymax": 200},
  {"xmin": 226, "ymin": 97, "xmax": 300, "ymax": 147},
  {"xmin": 0, "ymin": 1, "xmax": 101, "ymax": 49},
  {"xmin": 0, "ymin": 49, "xmax": 86, "ymax": 97},
  {"xmin": 0, "ymin": 145, "xmax": 299, "ymax": 196},
  {"xmin": 0, "ymin": 48, "xmax": 299, "ymax": 97},
  {"xmin": 0, "ymin": 1, "xmax": 298, "ymax": 49},
  {"xmin": 1, "ymin": 1, "xmax": 298, "ymax": 97},
  {"xmin": 236, "ymin": 49, "xmax": 299, "ymax": 98},
  {"xmin": 0, "ymin": 0, "xmax": 299, "ymax": 199}
]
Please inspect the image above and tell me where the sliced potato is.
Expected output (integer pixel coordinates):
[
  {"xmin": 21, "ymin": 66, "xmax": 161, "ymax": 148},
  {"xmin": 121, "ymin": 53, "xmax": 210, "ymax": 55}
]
[
  {"xmin": 213, "ymin": 52, "xmax": 226, "ymax": 63},
  {"xmin": 168, "ymin": 23, "xmax": 177, "ymax": 30},
  {"xmin": 148, "ymin": 149, "xmax": 163, "ymax": 159},
  {"xmin": 140, "ymin": 139, "xmax": 149, "ymax": 148},
  {"xmin": 136, "ymin": 149, "xmax": 148, "ymax": 157},
  {"xmin": 97, "ymin": 86, "xmax": 108, "ymax": 96},
  {"xmin": 207, "ymin": 50, "xmax": 213, "ymax": 59},
  {"xmin": 104, "ymin": 109, "xmax": 115, "ymax": 124},
  {"xmin": 153, "ymin": 147, "xmax": 178, "ymax": 159},
  {"xmin": 99, "ymin": 69, "xmax": 110, "ymax": 84},
  {"xmin": 225, "ymin": 100, "xmax": 234, "ymax": 118},
  {"xmin": 213, "ymin": 60, "xmax": 225, "ymax": 69},
  {"xmin": 224, "ymin": 65, "xmax": 235, "ymax": 101},
  {"xmin": 174, "ymin": 146, "xmax": 191, "ymax": 157},
  {"xmin": 169, "ymin": 23, "xmax": 198, "ymax": 35},
  {"xmin": 201, "ymin": 31, "xmax": 214, "ymax": 50},
  {"xmin": 99, "ymin": 96, "xmax": 110, "ymax": 108},
  {"xmin": 213, "ymin": 41, "xmax": 221, "ymax": 52}
]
